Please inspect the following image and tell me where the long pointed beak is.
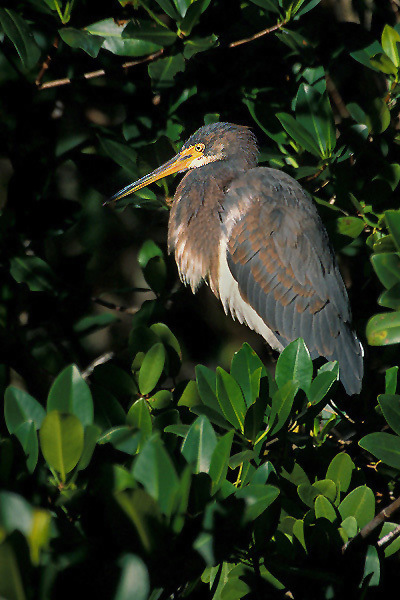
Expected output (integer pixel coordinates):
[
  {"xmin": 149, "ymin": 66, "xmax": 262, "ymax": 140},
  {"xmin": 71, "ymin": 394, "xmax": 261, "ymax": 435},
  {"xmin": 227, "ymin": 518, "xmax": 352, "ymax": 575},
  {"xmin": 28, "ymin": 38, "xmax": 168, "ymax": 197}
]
[{"xmin": 105, "ymin": 148, "xmax": 196, "ymax": 205}]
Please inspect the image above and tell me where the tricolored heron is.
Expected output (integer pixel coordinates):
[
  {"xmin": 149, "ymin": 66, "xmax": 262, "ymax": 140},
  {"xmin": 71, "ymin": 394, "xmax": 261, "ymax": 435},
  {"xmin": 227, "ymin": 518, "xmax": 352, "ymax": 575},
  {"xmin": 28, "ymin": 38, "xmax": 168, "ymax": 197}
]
[{"xmin": 108, "ymin": 122, "xmax": 363, "ymax": 395}]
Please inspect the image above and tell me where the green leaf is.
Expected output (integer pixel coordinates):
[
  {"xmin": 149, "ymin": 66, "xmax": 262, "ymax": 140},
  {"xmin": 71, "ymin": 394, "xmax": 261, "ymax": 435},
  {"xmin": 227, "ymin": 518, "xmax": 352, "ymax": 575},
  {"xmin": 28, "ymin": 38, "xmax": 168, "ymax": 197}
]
[
  {"xmin": 359, "ymin": 431, "xmax": 400, "ymax": 470},
  {"xmin": 59, "ymin": 28, "xmax": 104, "ymax": 58},
  {"xmin": 98, "ymin": 426, "xmax": 140, "ymax": 455},
  {"xmin": 10, "ymin": 256, "xmax": 56, "ymax": 292},
  {"xmin": 382, "ymin": 24, "xmax": 400, "ymax": 68},
  {"xmin": 350, "ymin": 40, "xmax": 383, "ymax": 71},
  {"xmin": 148, "ymin": 53, "xmax": 185, "ymax": 88},
  {"xmin": 126, "ymin": 398, "xmax": 152, "ymax": 451},
  {"xmin": 308, "ymin": 368, "xmax": 338, "ymax": 405},
  {"xmin": 314, "ymin": 495, "xmax": 337, "ymax": 522},
  {"xmin": 153, "ymin": 0, "xmax": 180, "ymax": 19},
  {"xmin": 4, "ymin": 386, "xmax": 45, "ymax": 434},
  {"xmin": 0, "ymin": 491, "xmax": 33, "ymax": 536},
  {"xmin": 236, "ymin": 484, "xmax": 280, "ymax": 521},
  {"xmin": 133, "ymin": 435, "xmax": 179, "ymax": 516},
  {"xmin": 196, "ymin": 365, "xmax": 221, "ymax": 413},
  {"xmin": 378, "ymin": 394, "xmax": 400, "ymax": 436},
  {"xmin": 337, "ymin": 217, "xmax": 365, "ymax": 239},
  {"xmin": 148, "ymin": 389, "xmax": 173, "ymax": 409},
  {"xmin": 277, "ymin": 112, "xmax": 321, "ymax": 156},
  {"xmin": 39, "ymin": 411, "xmax": 84, "ymax": 481},
  {"xmin": 269, "ymin": 380, "xmax": 299, "ymax": 435},
  {"xmin": 216, "ymin": 367, "xmax": 246, "ymax": 432},
  {"xmin": 0, "ymin": 8, "xmax": 40, "ymax": 69},
  {"xmin": 179, "ymin": 0, "xmax": 212, "ymax": 36},
  {"xmin": 47, "ymin": 365, "xmax": 94, "ymax": 427},
  {"xmin": 338, "ymin": 485, "xmax": 375, "ymax": 528},
  {"xmin": 385, "ymin": 366, "xmax": 398, "ymax": 394},
  {"xmin": 294, "ymin": 83, "xmax": 336, "ymax": 157},
  {"xmin": 98, "ymin": 137, "xmax": 138, "ymax": 175},
  {"xmin": 208, "ymin": 430, "xmax": 234, "ymax": 492},
  {"xmin": 298, "ymin": 479, "xmax": 336, "ymax": 507},
  {"xmin": 244, "ymin": 395, "xmax": 268, "ymax": 442},
  {"xmin": 369, "ymin": 52, "xmax": 397, "ymax": 75},
  {"xmin": 138, "ymin": 343, "xmax": 166, "ymax": 395},
  {"xmin": 178, "ymin": 380, "xmax": 201, "ymax": 407},
  {"xmin": 86, "ymin": 19, "xmax": 162, "ymax": 56},
  {"xmin": 378, "ymin": 283, "xmax": 400, "ymax": 310},
  {"xmin": 371, "ymin": 252, "xmax": 400, "ymax": 289},
  {"xmin": 385, "ymin": 210, "xmax": 400, "ymax": 252},
  {"xmin": 366, "ymin": 311, "xmax": 400, "ymax": 346},
  {"xmin": 0, "ymin": 541, "xmax": 26, "ymax": 600},
  {"xmin": 115, "ymin": 554, "xmax": 150, "ymax": 600},
  {"xmin": 76, "ymin": 425, "xmax": 101, "ymax": 471},
  {"xmin": 122, "ymin": 20, "xmax": 176, "ymax": 46},
  {"xmin": 362, "ymin": 545, "xmax": 380, "ymax": 587},
  {"xmin": 230, "ymin": 343, "xmax": 266, "ymax": 407},
  {"xmin": 341, "ymin": 515, "xmax": 358, "ymax": 538},
  {"xmin": 183, "ymin": 34, "xmax": 218, "ymax": 59},
  {"xmin": 14, "ymin": 421, "xmax": 38, "ymax": 473},
  {"xmin": 275, "ymin": 338, "xmax": 312, "ymax": 393},
  {"xmin": 380, "ymin": 521, "xmax": 400, "ymax": 557},
  {"xmin": 181, "ymin": 415, "xmax": 217, "ymax": 473},
  {"xmin": 326, "ymin": 452, "xmax": 355, "ymax": 494}
]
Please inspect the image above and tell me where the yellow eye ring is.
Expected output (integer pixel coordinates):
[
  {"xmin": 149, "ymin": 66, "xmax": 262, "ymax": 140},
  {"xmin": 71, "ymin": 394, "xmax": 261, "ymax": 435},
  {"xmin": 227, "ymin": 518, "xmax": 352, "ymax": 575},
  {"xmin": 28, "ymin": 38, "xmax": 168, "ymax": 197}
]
[{"xmin": 194, "ymin": 143, "xmax": 205, "ymax": 153}]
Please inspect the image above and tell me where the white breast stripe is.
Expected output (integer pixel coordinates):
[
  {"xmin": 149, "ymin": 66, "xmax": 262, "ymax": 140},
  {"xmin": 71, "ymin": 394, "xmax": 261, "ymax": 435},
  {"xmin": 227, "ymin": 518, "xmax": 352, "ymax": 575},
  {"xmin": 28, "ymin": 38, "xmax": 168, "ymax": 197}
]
[{"xmin": 217, "ymin": 240, "xmax": 284, "ymax": 351}]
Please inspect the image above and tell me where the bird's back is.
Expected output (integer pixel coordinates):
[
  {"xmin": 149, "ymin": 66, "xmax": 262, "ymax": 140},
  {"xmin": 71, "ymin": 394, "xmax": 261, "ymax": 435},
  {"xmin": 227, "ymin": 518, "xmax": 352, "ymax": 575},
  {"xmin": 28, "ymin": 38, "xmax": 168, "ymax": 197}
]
[{"xmin": 219, "ymin": 167, "xmax": 363, "ymax": 395}]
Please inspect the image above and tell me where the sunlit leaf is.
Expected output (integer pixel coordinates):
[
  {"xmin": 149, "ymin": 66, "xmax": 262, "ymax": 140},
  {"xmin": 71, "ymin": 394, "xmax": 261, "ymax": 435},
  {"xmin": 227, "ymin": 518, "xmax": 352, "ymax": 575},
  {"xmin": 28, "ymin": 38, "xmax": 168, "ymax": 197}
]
[{"xmin": 39, "ymin": 411, "xmax": 84, "ymax": 481}]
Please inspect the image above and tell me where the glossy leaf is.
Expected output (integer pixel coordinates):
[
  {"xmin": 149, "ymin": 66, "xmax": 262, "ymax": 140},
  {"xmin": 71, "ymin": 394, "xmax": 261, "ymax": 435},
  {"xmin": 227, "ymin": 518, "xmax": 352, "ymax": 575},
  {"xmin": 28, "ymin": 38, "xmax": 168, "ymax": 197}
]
[
  {"xmin": 39, "ymin": 411, "xmax": 84, "ymax": 481},
  {"xmin": 385, "ymin": 366, "xmax": 398, "ymax": 394},
  {"xmin": 326, "ymin": 452, "xmax": 354, "ymax": 494},
  {"xmin": 337, "ymin": 217, "xmax": 365, "ymax": 239},
  {"xmin": 294, "ymin": 83, "xmax": 336, "ymax": 157},
  {"xmin": 308, "ymin": 368, "xmax": 338, "ymax": 405},
  {"xmin": 133, "ymin": 435, "xmax": 179, "ymax": 516},
  {"xmin": 382, "ymin": 25, "xmax": 400, "ymax": 68},
  {"xmin": 59, "ymin": 28, "xmax": 104, "ymax": 58},
  {"xmin": 122, "ymin": 20, "xmax": 176, "ymax": 46},
  {"xmin": 0, "ymin": 491, "xmax": 33, "ymax": 536},
  {"xmin": 385, "ymin": 210, "xmax": 400, "ymax": 252},
  {"xmin": 98, "ymin": 426, "xmax": 141, "ymax": 455},
  {"xmin": 378, "ymin": 394, "xmax": 400, "ymax": 436},
  {"xmin": 181, "ymin": 415, "xmax": 217, "ymax": 473},
  {"xmin": 138, "ymin": 343, "xmax": 165, "ymax": 395},
  {"xmin": 366, "ymin": 311, "xmax": 400, "ymax": 346},
  {"xmin": 76, "ymin": 425, "xmax": 101, "ymax": 471},
  {"xmin": 178, "ymin": 380, "xmax": 201, "ymax": 407},
  {"xmin": 275, "ymin": 338, "xmax": 312, "ymax": 393},
  {"xmin": 314, "ymin": 495, "xmax": 337, "ymax": 522},
  {"xmin": 362, "ymin": 545, "xmax": 380, "ymax": 587},
  {"xmin": 196, "ymin": 365, "xmax": 221, "ymax": 413},
  {"xmin": 380, "ymin": 521, "xmax": 400, "ymax": 557},
  {"xmin": 231, "ymin": 343, "xmax": 266, "ymax": 407},
  {"xmin": 148, "ymin": 54, "xmax": 186, "ymax": 89},
  {"xmin": 277, "ymin": 112, "xmax": 321, "ymax": 157},
  {"xmin": 14, "ymin": 421, "xmax": 38, "ymax": 473},
  {"xmin": 269, "ymin": 380, "xmax": 299, "ymax": 435},
  {"xmin": 216, "ymin": 367, "xmax": 246, "ymax": 432},
  {"xmin": 0, "ymin": 8, "xmax": 40, "ymax": 69},
  {"xmin": 371, "ymin": 253, "xmax": 400, "ymax": 289},
  {"xmin": 153, "ymin": 0, "xmax": 180, "ymax": 19},
  {"xmin": 183, "ymin": 34, "xmax": 217, "ymax": 58},
  {"xmin": 86, "ymin": 19, "xmax": 162, "ymax": 56},
  {"xmin": 378, "ymin": 283, "xmax": 400, "ymax": 310},
  {"xmin": 236, "ymin": 484, "xmax": 280, "ymax": 521},
  {"xmin": 4, "ymin": 386, "xmax": 45, "ymax": 434},
  {"xmin": 338, "ymin": 485, "xmax": 375, "ymax": 528},
  {"xmin": 179, "ymin": 0, "xmax": 212, "ymax": 36},
  {"xmin": 47, "ymin": 365, "xmax": 94, "ymax": 427},
  {"xmin": 244, "ymin": 395, "xmax": 268, "ymax": 442},
  {"xmin": 98, "ymin": 137, "xmax": 138, "ymax": 175},
  {"xmin": 359, "ymin": 431, "xmax": 400, "ymax": 470},
  {"xmin": 208, "ymin": 430, "xmax": 234, "ymax": 492}
]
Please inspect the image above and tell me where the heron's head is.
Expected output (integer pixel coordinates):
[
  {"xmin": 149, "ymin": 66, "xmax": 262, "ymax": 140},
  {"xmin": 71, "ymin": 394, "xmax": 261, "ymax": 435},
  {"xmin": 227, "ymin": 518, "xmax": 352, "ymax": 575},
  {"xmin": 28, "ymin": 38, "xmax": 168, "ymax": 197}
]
[{"xmin": 106, "ymin": 122, "xmax": 258, "ymax": 203}]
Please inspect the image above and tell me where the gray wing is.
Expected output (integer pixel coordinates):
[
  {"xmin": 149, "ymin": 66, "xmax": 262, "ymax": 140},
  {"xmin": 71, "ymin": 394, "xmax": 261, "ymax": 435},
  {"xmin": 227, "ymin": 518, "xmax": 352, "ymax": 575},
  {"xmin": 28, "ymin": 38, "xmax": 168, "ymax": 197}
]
[{"xmin": 223, "ymin": 168, "xmax": 363, "ymax": 395}]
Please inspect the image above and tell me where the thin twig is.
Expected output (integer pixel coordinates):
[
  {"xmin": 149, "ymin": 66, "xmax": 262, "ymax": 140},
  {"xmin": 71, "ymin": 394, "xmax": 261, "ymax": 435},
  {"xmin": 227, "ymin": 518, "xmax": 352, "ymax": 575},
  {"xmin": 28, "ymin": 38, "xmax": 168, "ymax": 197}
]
[
  {"xmin": 342, "ymin": 495, "xmax": 400, "ymax": 553},
  {"xmin": 35, "ymin": 36, "xmax": 59, "ymax": 87},
  {"xmin": 228, "ymin": 20, "xmax": 287, "ymax": 48},
  {"xmin": 36, "ymin": 49, "xmax": 164, "ymax": 90}
]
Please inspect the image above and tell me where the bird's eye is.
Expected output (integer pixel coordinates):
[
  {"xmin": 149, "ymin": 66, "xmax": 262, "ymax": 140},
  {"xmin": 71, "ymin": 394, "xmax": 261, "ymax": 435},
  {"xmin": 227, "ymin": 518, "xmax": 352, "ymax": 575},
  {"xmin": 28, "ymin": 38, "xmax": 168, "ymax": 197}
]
[{"xmin": 194, "ymin": 143, "xmax": 205, "ymax": 153}]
